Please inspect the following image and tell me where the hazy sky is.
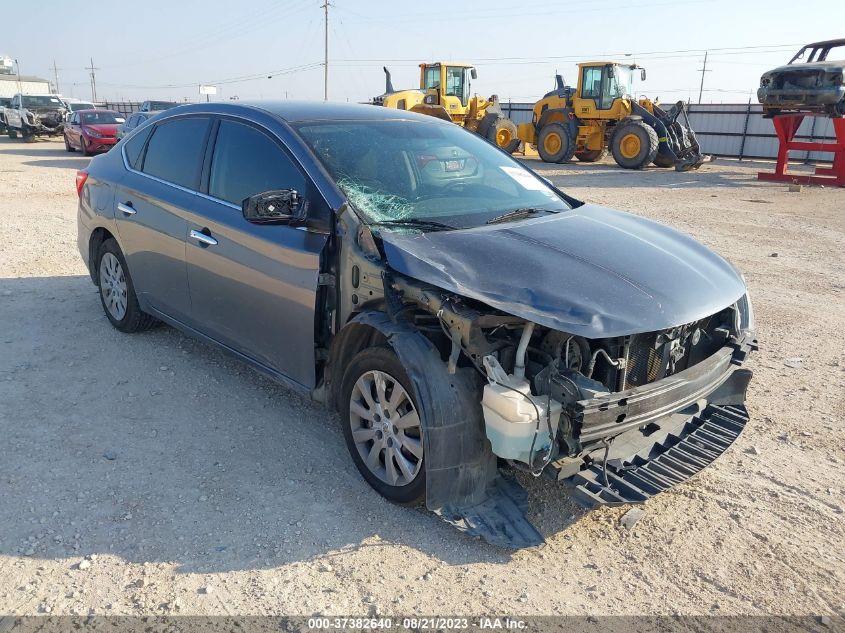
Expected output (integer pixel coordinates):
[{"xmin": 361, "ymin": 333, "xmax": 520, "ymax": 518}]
[{"xmin": 5, "ymin": 0, "xmax": 843, "ymax": 104}]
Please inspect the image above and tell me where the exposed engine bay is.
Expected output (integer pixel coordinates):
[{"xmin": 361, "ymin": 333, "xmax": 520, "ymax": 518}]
[{"xmin": 390, "ymin": 274, "xmax": 755, "ymax": 477}]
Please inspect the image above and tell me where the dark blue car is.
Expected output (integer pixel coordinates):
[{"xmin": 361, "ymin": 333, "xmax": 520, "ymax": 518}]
[{"xmin": 76, "ymin": 101, "xmax": 756, "ymax": 548}]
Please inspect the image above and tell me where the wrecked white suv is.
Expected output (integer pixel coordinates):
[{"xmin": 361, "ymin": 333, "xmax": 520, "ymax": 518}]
[{"xmin": 77, "ymin": 102, "xmax": 756, "ymax": 548}]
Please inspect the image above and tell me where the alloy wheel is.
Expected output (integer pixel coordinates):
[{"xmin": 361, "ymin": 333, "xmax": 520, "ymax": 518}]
[
  {"xmin": 99, "ymin": 252, "xmax": 128, "ymax": 320},
  {"xmin": 348, "ymin": 370, "xmax": 423, "ymax": 487}
]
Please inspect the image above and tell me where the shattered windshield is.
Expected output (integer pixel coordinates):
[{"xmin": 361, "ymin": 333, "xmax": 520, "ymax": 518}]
[
  {"xmin": 22, "ymin": 96, "xmax": 63, "ymax": 108},
  {"xmin": 293, "ymin": 119, "xmax": 570, "ymax": 228}
]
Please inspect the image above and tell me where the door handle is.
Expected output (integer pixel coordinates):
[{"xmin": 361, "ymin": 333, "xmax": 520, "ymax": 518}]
[
  {"xmin": 190, "ymin": 229, "xmax": 218, "ymax": 246},
  {"xmin": 117, "ymin": 202, "xmax": 136, "ymax": 216}
]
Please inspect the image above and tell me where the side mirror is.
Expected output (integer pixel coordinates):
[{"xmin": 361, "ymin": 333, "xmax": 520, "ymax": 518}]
[
  {"xmin": 470, "ymin": 68, "xmax": 477, "ymax": 80},
  {"xmin": 242, "ymin": 189, "xmax": 306, "ymax": 225},
  {"xmin": 607, "ymin": 65, "xmax": 614, "ymax": 78},
  {"xmin": 640, "ymin": 68, "xmax": 647, "ymax": 81}
]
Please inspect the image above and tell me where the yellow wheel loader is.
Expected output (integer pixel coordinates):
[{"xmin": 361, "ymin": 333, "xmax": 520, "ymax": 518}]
[
  {"xmin": 374, "ymin": 62, "xmax": 520, "ymax": 154},
  {"xmin": 517, "ymin": 62, "xmax": 708, "ymax": 171}
]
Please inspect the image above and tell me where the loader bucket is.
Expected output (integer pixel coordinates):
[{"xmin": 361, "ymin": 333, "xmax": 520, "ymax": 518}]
[
  {"xmin": 636, "ymin": 100, "xmax": 710, "ymax": 171},
  {"xmin": 660, "ymin": 101, "xmax": 710, "ymax": 171}
]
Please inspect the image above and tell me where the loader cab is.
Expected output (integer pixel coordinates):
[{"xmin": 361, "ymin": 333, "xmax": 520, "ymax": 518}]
[
  {"xmin": 420, "ymin": 63, "xmax": 476, "ymax": 110},
  {"xmin": 575, "ymin": 62, "xmax": 641, "ymax": 117}
]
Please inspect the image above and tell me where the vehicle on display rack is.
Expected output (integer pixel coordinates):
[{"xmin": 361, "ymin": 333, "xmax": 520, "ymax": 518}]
[
  {"xmin": 374, "ymin": 62, "xmax": 520, "ymax": 154},
  {"xmin": 517, "ymin": 62, "xmax": 708, "ymax": 171},
  {"xmin": 76, "ymin": 101, "xmax": 756, "ymax": 548},
  {"xmin": 758, "ymin": 38, "xmax": 845, "ymax": 117},
  {"xmin": 64, "ymin": 109, "xmax": 125, "ymax": 155},
  {"xmin": 3, "ymin": 93, "xmax": 67, "ymax": 140}
]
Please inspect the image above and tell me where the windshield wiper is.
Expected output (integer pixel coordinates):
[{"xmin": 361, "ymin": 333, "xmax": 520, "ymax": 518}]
[
  {"xmin": 373, "ymin": 218, "xmax": 457, "ymax": 232},
  {"xmin": 485, "ymin": 207, "xmax": 558, "ymax": 225}
]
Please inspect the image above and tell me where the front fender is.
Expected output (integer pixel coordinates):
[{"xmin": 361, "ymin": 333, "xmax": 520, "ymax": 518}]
[{"xmin": 329, "ymin": 311, "xmax": 543, "ymax": 548}]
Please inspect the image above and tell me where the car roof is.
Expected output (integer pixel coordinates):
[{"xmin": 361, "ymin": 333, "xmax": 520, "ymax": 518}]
[
  {"xmin": 805, "ymin": 38, "xmax": 845, "ymax": 48},
  {"xmin": 156, "ymin": 100, "xmax": 451, "ymax": 124},
  {"xmin": 76, "ymin": 109, "xmax": 120, "ymax": 114}
]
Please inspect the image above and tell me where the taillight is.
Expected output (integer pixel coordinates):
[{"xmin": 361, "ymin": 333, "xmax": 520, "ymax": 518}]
[{"xmin": 76, "ymin": 170, "xmax": 89, "ymax": 197}]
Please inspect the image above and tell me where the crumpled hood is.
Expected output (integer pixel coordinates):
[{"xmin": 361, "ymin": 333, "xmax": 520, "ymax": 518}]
[{"xmin": 380, "ymin": 204, "xmax": 747, "ymax": 337}]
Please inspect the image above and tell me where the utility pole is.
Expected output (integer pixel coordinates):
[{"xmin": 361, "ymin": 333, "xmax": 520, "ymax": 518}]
[
  {"xmin": 696, "ymin": 51, "xmax": 711, "ymax": 104},
  {"xmin": 322, "ymin": 1, "xmax": 330, "ymax": 101},
  {"xmin": 14, "ymin": 59, "xmax": 22, "ymax": 94},
  {"xmin": 52, "ymin": 60, "xmax": 61, "ymax": 94},
  {"xmin": 86, "ymin": 58, "xmax": 100, "ymax": 103}
]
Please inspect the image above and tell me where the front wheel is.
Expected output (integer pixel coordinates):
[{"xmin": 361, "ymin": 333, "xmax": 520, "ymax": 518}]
[
  {"xmin": 96, "ymin": 239, "xmax": 159, "ymax": 333},
  {"xmin": 486, "ymin": 117, "xmax": 520, "ymax": 154},
  {"xmin": 80, "ymin": 137, "xmax": 91, "ymax": 156},
  {"xmin": 340, "ymin": 347, "xmax": 426, "ymax": 505},
  {"xmin": 610, "ymin": 120, "xmax": 659, "ymax": 169},
  {"xmin": 537, "ymin": 122, "xmax": 576, "ymax": 163},
  {"xmin": 8, "ymin": 130, "xmax": 18, "ymax": 139}
]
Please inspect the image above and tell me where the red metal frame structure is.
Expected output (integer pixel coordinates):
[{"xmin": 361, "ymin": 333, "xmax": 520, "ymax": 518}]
[{"xmin": 757, "ymin": 113, "xmax": 845, "ymax": 187}]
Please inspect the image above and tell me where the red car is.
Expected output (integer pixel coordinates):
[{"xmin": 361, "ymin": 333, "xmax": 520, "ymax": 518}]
[{"xmin": 63, "ymin": 109, "xmax": 125, "ymax": 155}]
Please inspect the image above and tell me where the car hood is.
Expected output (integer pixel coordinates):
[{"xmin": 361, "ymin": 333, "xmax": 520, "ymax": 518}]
[
  {"xmin": 379, "ymin": 204, "xmax": 747, "ymax": 337},
  {"xmin": 84, "ymin": 123, "xmax": 119, "ymax": 135},
  {"xmin": 763, "ymin": 61, "xmax": 845, "ymax": 75}
]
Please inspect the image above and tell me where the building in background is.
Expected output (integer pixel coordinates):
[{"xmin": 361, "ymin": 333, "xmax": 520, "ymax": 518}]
[{"xmin": 0, "ymin": 55, "xmax": 51, "ymax": 98}]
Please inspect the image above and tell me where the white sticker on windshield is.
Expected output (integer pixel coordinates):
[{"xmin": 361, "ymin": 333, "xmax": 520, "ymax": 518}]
[{"xmin": 500, "ymin": 166, "xmax": 548, "ymax": 191}]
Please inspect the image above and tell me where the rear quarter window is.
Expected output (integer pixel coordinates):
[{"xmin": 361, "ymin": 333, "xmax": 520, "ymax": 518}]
[
  {"xmin": 123, "ymin": 125, "xmax": 153, "ymax": 170},
  {"xmin": 141, "ymin": 117, "xmax": 210, "ymax": 189}
]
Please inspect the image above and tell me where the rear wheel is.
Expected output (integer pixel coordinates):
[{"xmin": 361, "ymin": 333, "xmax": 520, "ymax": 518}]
[
  {"xmin": 8, "ymin": 130, "xmax": 18, "ymax": 139},
  {"xmin": 64, "ymin": 133, "xmax": 76, "ymax": 153},
  {"xmin": 610, "ymin": 120, "xmax": 659, "ymax": 169},
  {"xmin": 340, "ymin": 347, "xmax": 426, "ymax": 505},
  {"xmin": 575, "ymin": 148, "xmax": 608, "ymax": 163},
  {"xmin": 486, "ymin": 116, "xmax": 519, "ymax": 154},
  {"xmin": 96, "ymin": 239, "xmax": 159, "ymax": 333},
  {"xmin": 537, "ymin": 122, "xmax": 576, "ymax": 163}
]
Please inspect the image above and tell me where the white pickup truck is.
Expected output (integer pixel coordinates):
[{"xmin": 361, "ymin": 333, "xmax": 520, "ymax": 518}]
[{"xmin": 2, "ymin": 93, "xmax": 68, "ymax": 140}]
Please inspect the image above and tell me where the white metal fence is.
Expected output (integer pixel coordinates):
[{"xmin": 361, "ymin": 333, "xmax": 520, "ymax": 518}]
[{"xmin": 501, "ymin": 101, "xmax": 839, "ymax": 162}]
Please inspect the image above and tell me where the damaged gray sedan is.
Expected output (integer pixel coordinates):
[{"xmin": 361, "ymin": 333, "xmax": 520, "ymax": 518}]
[{"xmin": 77, "ymin": 102, "xmax": 756, "ymax": 548}]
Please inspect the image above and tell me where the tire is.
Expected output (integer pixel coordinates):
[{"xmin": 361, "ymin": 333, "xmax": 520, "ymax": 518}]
[
  {"xmin": 8, "ymin": 130, "xmax": 18, "ymax": 139},
  {"xmin": 64, "ymin": 133, "xmax": 76, "ymax": 153},
  {"xmin": 80, "ymin": 136, "xmax": 91, "ymax": 156},
  {"xmin": 610, "ymin": 120, "xmax": 659, "ymax": 169},
  {"xmin": 96, "ymin": 239, "xmax": 159, "ymax": 333},
  {"xmin": 575, "ymin": 148, "xmax": 608, "ymax": 163},
  {"xmin": 486, "ymin": 116, "xmax": 519, "ymax": 154},
  {"xmin": 339, "ymin": 347, "xmax": 426, "ymax": 506},
  {"xmin": 537, "ymin": 122, "xmax": 576, "ymax": 163}
]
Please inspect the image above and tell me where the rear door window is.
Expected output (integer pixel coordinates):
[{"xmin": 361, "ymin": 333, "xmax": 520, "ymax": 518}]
[
  {"xmin": 141, "ymin": 117, "xmax": 210, "ymax": 189},
  {"xmin": 208, "ymin": 119, "xmax": 305, "ymax": 206}
]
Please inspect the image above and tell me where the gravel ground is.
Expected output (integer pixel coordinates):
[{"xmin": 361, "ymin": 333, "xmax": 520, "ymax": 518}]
[{"xmin": 0, "ymin": 137, "xmax": 843, "ymax": 618}]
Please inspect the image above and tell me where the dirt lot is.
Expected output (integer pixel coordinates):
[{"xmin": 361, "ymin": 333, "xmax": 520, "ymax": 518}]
[{"xmin": 0, "ymin": 137, "xmax": 843, "ymax": 618}]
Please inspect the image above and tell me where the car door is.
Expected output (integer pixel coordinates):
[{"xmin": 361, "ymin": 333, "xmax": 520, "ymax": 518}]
[
  {"xmin": 66, "ymin": 113, "xmax": 80, "ymax": 145},
  {"xmin": 114, "ymin": 115, "xmax": 212, "ymax": 322},
  {"xmin": 184, "ymin": 117, "xmax": 329, "ymax": 388}
]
